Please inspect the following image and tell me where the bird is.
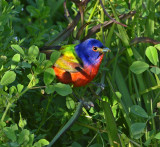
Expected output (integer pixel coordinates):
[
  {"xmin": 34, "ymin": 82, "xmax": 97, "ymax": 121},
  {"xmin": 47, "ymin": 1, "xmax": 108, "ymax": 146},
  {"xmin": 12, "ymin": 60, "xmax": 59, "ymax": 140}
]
[{"xmin": 51, "ymin": 38, "xmax": 110, "ymax": 87}]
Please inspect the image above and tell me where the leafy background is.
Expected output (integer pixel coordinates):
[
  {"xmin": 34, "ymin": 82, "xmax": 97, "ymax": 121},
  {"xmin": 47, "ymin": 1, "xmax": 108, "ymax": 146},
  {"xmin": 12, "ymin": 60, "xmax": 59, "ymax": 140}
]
[{"xmin": 0, "ymin": 0, "xmax": 160, "ymax": 146}]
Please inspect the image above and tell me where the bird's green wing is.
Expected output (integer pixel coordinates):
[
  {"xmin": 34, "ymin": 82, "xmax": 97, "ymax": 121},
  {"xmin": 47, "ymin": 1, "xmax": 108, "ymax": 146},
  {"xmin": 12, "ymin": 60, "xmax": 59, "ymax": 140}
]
[{"xmin": 54, "ymin": 44, "xmax": 83, "ymax": 72}]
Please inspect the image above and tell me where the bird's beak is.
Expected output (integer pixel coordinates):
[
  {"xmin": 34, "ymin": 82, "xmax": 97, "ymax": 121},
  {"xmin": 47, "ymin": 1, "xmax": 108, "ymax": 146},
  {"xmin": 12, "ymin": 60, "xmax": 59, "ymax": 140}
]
[
  {"xmin": 102, "ymin": 47, "xmax": 111, "ymax": 52},
  {"xmin": 97, "ymin": 47, "xmax": 111, "ymax": 53}
]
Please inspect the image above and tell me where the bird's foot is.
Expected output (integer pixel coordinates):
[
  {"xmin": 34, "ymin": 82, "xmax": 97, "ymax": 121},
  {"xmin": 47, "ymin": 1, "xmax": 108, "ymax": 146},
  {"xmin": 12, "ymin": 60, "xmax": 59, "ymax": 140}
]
[{"xmin": 83, "ymin": 101, "xmax": 94, "ymax": 109}]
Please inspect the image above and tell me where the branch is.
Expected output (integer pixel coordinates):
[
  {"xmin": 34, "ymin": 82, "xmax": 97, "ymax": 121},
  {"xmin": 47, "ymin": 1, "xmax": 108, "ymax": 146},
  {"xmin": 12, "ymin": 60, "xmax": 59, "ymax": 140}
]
[
  {"xmin": 64, "ymin": 0, "xmax": 72, "ymax": 23},
  {"xmin": 130, "ymin": 37, "xmax": 160, "ymax": 45},
  {"xmin": 82, "ymin": 11, "xmax": 136, "ymax": 41},
  {"xmin": 44, "ymin": 12, "xmax": 81, "ymax": 47},
  {"xmin": 99, "ymin": 0, "xmax": 127, "ymax": 27}
]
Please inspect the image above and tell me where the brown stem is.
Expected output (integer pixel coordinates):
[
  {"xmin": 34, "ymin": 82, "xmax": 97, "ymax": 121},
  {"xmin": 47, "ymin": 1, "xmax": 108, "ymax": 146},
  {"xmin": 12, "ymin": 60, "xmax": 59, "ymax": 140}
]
[
  {"xmin": 63, "ymin": 0, "xmax": 72, "ymax": 23},
  {"xmin": 99, "ymin": 0, "xmax": 127, "ymax": 27},
  {"xmin": 130, "ymin": 37, "xmax": 160, "ymax": 45},
  {"xmin": 83, "ymin": 11, "xmax": 136, "ymax": 41}
]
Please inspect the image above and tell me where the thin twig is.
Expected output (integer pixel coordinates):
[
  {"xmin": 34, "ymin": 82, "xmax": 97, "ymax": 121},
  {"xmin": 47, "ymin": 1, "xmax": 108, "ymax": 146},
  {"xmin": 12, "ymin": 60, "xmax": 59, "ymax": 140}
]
[
  {"xmin": 130, "ymin": 37, "xmax": 160, "ymax": 45},
  {"xmin": 83, "ymin": 11, "xmax": 136, "ymax": 41},
  {"xmin": 63, "ymin": 0, "xmax": 72, "ymax": 23},
  {"xmin": 99, "ymin": 0, "xmax": 127, "ymax": 27}
]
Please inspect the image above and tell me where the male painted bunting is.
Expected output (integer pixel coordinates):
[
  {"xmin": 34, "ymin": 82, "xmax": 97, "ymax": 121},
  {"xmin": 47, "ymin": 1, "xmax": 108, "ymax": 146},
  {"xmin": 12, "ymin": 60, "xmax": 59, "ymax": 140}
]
[{"xmin": 52, "ymin": 38, "xmax": 110, "ymax": 87}]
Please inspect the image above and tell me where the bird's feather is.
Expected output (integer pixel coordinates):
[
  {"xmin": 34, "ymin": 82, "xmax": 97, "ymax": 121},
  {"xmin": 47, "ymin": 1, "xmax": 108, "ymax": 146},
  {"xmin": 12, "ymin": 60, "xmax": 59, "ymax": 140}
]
[{"xmin": 54, "ymin": 44, "xmax": 83, "ymax": 73}]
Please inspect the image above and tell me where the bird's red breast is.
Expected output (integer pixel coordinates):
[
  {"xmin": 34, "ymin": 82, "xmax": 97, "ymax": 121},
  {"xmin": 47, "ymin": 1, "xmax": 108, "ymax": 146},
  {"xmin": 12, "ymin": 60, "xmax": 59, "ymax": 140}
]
[{"xmin": 53, "ymin": 54, "xmax": 104, "ymax": 87}]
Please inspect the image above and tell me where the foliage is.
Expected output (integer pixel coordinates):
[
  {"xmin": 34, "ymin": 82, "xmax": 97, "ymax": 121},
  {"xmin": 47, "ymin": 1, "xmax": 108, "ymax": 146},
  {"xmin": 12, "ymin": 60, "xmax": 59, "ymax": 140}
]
[{"xmin": 0, "ymin": 0, "xmax": 160, "ymax": 147}]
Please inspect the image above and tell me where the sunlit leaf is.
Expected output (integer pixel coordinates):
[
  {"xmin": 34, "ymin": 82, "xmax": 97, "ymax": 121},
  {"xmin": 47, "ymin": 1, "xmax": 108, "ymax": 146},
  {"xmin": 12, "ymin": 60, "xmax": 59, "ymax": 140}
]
[
  {"xmin": 1, "ymin": 71, "xmax": 16, "ymax": 85},
  {"xmin": 44, "ymin": 68, "xmax": 55, "ymax": 85},
  {"xmin": 130, "ymin": 61, "xmax": 149, "ymax": 74},
  {"xmin": 145, "ymin": 46, "xmax": 158, "ymax": 65},
  {"xmin": 11, "ymin": 45, "xmax": 24, "ymax": 56},
  {"xmin": 28, "ymin": 45, "xmax": 39, "ymax": 58},
  {"xmin": 12, "ymin": 54, "xmax": 20, "ymax": 62},
  {"xmin": 154, "ymin": 132, "xmax": 160, "ymax": 139},
  {"xmin": 66, "ymin": 97, "xmax": 75, "ymax": 109}
]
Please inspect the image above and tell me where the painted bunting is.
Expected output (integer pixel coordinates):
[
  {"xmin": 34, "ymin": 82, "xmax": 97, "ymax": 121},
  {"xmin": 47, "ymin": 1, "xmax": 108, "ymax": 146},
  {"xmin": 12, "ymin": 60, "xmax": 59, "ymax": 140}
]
[{"xmin": 53, "ymin": 38, "xmax": 110, "ymax": 87}]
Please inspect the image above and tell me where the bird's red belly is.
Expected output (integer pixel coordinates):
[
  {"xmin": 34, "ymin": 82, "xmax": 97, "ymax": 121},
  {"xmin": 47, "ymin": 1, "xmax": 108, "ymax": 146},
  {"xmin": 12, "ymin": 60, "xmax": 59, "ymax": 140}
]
[{"xmin": 53, "ymin": 65, "xmax": 100, "ymax": 87}]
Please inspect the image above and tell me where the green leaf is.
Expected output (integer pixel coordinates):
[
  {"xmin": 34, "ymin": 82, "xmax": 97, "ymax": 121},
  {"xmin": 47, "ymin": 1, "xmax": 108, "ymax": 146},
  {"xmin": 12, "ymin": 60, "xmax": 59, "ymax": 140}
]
[
  {"xmin": 11, "ymin": 64, "xmax": 16, "ymax": 70},
  {"xmin": 130, "ymin": 61, "xmax": 149, "ymax": 74},
  {"xmin": 72, "ymin": 142, "xmax": 82, "ymax": 147},
  {"xmin": 42, "ymin": 60, "xmax": 53, "ymax": 68},
  {"xmin": 54, "ymin": 83, "xmax": 72, "ymax": 96},
  {"xmin": 0, "ymin": 121, "xmax": 6, "ymax": 128},
  {"xmin": 45, "ymin": 85, "xmax": 55, "ymax": 94},
  {"xmin": 3, "ymin": 125, "xmax": 18, "ymax": 142},
  {"xmin": 130, "ymin": 105, "xmax": 148, "ymax": 118},
  {"xmin": 66, "ymin": 97, "xmax": 75, "ymax": 109},
  {"xmin": 11, "ymin": 45, "xmax": 24, "ymax": 56},
  {"xmin": 154, "ymin": 44, "xmax": 160, "ymax": 51},
  {"xmin": 1, "ymin": 71, "xmax": 16, "ymax": 85},
  {"xmin": 145, "ymin": 46, "xmax": 158, "ymax": 65},
  {"xmin": 26, "ymin": 6, "xmax": 40, "ymax": 18},
  {"xmin": 102, "ymin": 101, "xmax": 121, "ymax": 146},
  {"xmin": 28, "ymin": 45, "xmax": 39, "ymax": 58},
  {"xmin": 150, "ymin": 67, "xmax": 160, "ymax": 75},
  {"xmin": 28, "ymin": 134, "xmax": 34, "ymax": 146},
  {"xmin": 34, "ymin": 139, "xmax": 49, "ymax": 147},
  {"xmin": 82, "ymin": 127, "xmax": 89, "ymax": 134},
  {"xmin": 144, "ymin": 138, "xmax": 151, "ymax": 146},
  {"xmin": 89, "ymin": 107, "xmax": 94, "ymax": 113},
  {"xmin": 154, "ymin": 132, "xmax": 160, "ymax": 139},
  {"xmin": 18, "ymin": 129, "xmax": 30, "ymax": 145},
  {"xmin": 38, "ymin": 53, "xmax": 46, "ymax": 63},
  {"xmin": 50, "ymin": 50, "xmax": 61, "ymax": 64},
  {"xmin": 36, "ymin": 0, "xmax": 44, "ymax": 9},
  {"xmin": 21, "ymin": 62, "xmax": 31, "ymax": 68},
  {"xmin": 17, "ymin": 84, "xmax": 24, "ymax": 93},
  {"xmin": 9, "ymin": 86, "xmax": 17, "ymax": 95},
  {"xmin": 12, "ymin": 54, "xmax": 20, "ymax": 62},
  {"xmin": 131, "ymin": 123, "xmax": 146, "ymax": 139},
  {"xmin": 44, "ymin": 68, "xmax": 55, "ymax": 85}
]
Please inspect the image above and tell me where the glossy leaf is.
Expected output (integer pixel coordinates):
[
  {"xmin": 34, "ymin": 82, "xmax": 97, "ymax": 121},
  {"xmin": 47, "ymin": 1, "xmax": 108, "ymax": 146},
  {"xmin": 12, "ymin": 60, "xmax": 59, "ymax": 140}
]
[
  {"xmin": 3, "ymin": 124, "xmax": 18, "ymax": 142},
  {"xmin": 11, "ymin": 45, "xmax": 24, "ymax": 56},
  {"xmin": 45, "ymin": 85, "xmax": 55, "ymax": 94},
  {"xmin": 130, "ymin": 61, "xmax": 149, "ymax": 74},
  {"xmin": 66, "ymin": 97, "xmax": 75, "ymax": 109},
  {"xmin": 154, "ymin": 44, "xmax": 160, "ymax": 51},
  {"xmin": 50, "ymin": 50, "xmax": 61, "ymax": 64},
  {"xmin": 12, "ymin": 54, "xmax": 20, "ymax": 62},
  {"xmin": 17, "ymin": 84, "xmax": 24, "ymax": 93},
  {"xmin": 150, "ymin": 67, "xmax": 160, "ymax": 75},
  {"xmin": 154, "ymin": 132, "xmax": 160, "ymax": 139},
  {"xmin": 130, "ymin": 105, "xmax": 148, "ymax": 118},
  {"xmin": 28, "ymin": 45, "xmax": 39, "ymax": 58},
  {"xmin": 145, "ymin": 46, "xmax": 158, "ymax": 65},
  {"xmin": 1, "ymin": 71, "xmax": 16, "ymax": 85},
  {"xmin": 34, "ymin": 139, "xmax": 49, "ymax": 146},
  {"xmin": 44, "ymin": 68, "xmax": 55, "ymax": 85},
  {"xmin": 18, "ymin": 129, "xmax": 30, "ymax": 144},
  {"xmin": 131, "ymin": 123, "xmax": 146, "ymax": 139},
  {"xmin": 54, "ymin": 83, "xmax": 72, "ymax": 96}
]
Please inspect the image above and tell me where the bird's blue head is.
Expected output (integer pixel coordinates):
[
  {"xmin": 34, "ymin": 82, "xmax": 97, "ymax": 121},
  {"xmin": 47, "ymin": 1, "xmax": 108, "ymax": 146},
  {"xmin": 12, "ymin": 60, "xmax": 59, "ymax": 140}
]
[{"xmin": 75, "ymin": 38, "xmax": 110, "ymax": 66}]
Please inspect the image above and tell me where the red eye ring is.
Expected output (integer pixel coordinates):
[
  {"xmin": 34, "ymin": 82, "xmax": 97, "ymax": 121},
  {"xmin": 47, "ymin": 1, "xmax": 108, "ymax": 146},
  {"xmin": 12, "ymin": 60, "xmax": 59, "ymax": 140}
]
[{"xmin": 92, "ymin": 46, "xmax": 97, "ymax": 51}]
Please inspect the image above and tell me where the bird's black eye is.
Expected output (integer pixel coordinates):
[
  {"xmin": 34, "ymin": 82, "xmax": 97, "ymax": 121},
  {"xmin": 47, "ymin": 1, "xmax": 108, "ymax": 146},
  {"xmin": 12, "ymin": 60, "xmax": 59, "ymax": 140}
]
[{"xmin": 92, "ymin": 46, "xmax": 97, "ymax": 51}]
